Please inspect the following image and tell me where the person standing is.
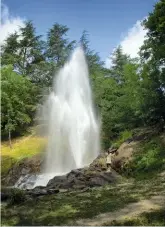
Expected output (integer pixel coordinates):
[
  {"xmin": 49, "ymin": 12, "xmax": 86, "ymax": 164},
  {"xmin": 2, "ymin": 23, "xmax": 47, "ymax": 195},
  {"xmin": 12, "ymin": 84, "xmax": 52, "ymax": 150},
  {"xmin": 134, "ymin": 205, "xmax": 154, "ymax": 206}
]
[{"xmin": 106, "ymin": 150, "xmax": 113, "ymax": 172}]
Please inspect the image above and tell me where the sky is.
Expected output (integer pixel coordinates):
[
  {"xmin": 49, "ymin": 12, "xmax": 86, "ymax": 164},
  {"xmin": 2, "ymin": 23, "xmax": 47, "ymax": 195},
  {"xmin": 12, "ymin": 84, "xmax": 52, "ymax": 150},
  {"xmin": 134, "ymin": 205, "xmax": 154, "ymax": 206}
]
[{"xmin": 1, "ymin": 0, "xmax": 157, "ymax": 68}]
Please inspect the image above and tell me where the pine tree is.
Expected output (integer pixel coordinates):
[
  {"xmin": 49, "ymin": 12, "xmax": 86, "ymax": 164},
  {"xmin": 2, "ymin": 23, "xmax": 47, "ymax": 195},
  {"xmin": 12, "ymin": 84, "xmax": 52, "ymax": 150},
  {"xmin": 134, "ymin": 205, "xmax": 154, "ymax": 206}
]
[
  {"xmin": 2, "ymin": 21, "xmax": 45, "ymax": 76},
  {"xmin": 46, "ymin": 23, "xmax": 76, "ymax": 67},
  {"xmin": 80, "ymin": 30, "xmax": 104, "ymax": 73}
]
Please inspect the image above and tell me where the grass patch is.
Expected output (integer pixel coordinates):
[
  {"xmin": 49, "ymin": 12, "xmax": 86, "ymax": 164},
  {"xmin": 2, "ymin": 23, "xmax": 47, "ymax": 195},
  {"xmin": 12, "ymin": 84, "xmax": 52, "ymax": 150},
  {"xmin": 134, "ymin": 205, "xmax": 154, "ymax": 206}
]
[
  {"xmin": 105, "ymin": 209, "xmax": 165, "ymax": 226},
  {"xmin": 112, "ymin": 130, "xmax": 133, "ymax": 148},
  {"xmin": 123, "ymin": 133, "xmax": 165, "ymax": 179},
  {"xmin": 1, "ymin": 136, "xmax": 47, "ymax": 176},
  {"xmin": 1, "ymin": 184, "xmax": 139, "ymax": 226},
  {"xmin": 2, "ymin": 174, "xmax": 165, "ymax": 226}
]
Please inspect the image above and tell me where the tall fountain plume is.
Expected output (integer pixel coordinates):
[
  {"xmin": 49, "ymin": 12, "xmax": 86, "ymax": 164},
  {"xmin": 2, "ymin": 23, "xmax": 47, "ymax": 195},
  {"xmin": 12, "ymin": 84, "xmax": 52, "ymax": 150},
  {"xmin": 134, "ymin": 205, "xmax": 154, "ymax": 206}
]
[
  {"xmin": 14, "ymin": 47, "xmax": 100, "ymax": 189},
  {"xmin": 42, "ymin": 46, "xmax": 100, "ymax": 176}
]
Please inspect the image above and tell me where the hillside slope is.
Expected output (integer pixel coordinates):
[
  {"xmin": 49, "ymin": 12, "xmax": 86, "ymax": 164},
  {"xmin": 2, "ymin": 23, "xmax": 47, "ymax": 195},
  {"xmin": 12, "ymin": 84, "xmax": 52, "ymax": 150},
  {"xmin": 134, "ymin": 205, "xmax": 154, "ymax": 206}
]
[{"xmin": 1, "ymin": 128, "xmax": 165, "ymax": 226}]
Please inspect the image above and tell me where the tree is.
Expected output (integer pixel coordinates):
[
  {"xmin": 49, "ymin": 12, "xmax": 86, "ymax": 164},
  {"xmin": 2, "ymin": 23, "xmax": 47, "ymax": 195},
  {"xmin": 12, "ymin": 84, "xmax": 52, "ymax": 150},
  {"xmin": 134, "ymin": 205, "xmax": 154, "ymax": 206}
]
[
  {"xmin": 139, "ymin": 61, "xmax": 165, "ymax": 125},
  {"xmin": 110, "ymin": 46, "xmax": 131, "ymax": 83},
  {"xmin": 29, "ymin": 61, "xmax": 56, "ymax": 88},
  {"xmin": 46, "ymin": 23, "xmax": 76, "ymax": 67},
  {"xmin": 140, "ymin": 0, "xmax": 165, "ymax": 125},
  {"xmin": 80, "ymin": 30, "xmax": 104, "ymax": 73},
  {"xmin": 1, "ymin": 65, "xmax": 38, "ymax": 144},
  {"xmin": 91, "ymin": 46, "xmax": 144, "ymax": 148},
  {"xmin": 1, "ymin": 32, "xmax": 19, "ymax": 67},
  {"xmin": 142, "ymin": 0, "xmax": 165, "ymax": 65},
  {"xmin": 1, "ymin": 21, "xmax": 45, "ymax": 76}
]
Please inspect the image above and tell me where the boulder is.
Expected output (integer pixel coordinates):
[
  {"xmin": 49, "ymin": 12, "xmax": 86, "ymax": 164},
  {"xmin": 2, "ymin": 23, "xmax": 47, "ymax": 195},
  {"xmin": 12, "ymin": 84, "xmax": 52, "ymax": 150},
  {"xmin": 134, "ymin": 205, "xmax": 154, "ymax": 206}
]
[
  {"xmin": 26, "ymin": 188, "xmax": 59, "ymax": 197},
  {"xmin": 45, "ymin": 154, "xmax": 120, "ymax": 191},
  {"xmin": 47, "ymin": 175, "xmax": 68, "ymax": 188},
  {"xmin": 111, "ymin": 141, "xmax": 137, "ymax": 171},
  {"xmin": 45, "ymin": 166, "xmax": 118, "ymax": 191},
  {"xmin": 3, "ymin": 154, "xmax": 44, "ymax": 186}
]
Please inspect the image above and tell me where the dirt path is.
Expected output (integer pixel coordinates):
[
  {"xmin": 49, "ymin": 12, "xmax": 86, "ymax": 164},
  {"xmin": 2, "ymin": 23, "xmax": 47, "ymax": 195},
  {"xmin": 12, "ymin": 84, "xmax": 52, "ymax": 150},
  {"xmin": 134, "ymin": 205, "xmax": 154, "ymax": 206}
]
[{"xmin": 75, "ymin": 195, "xmax": 165, "ymax": 226}]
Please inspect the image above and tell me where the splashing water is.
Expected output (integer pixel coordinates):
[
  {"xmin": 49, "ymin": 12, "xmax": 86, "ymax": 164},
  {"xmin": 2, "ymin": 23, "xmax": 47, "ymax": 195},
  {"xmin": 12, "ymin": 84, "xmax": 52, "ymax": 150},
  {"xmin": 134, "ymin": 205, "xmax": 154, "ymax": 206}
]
[{"xmin": 15, "ymin": 47, "xmax": 100, "ymax": 189}]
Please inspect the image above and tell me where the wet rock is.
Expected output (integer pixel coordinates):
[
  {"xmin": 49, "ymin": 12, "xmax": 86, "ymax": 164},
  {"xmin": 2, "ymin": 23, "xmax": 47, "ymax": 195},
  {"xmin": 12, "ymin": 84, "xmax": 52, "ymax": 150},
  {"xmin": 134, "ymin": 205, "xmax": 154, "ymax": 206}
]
[
  {"xmin": 46, "ymin": 164, "xmax": 119, "ymax": 191},
  {"xmin": 47, "ymin": 189, "xmax": 59, "ymax": 194},
  {"xmin": 27, "ymin": 187, "xmax": 59, "ymax": 196},
  {"xmin": 3, "ymin": 154, "xmax": 44, "ymax": 187},
  {"xmin": 3, "ymin": 150, "xmax": 120, "ymax": 193},
  {"xmin": 47, "ymin": 175, "xmax": 68, "ymax": 188},
  {"xmin": 33, "ymin": 186, "xmax": 46, "ymax": 190},
  {"xmin": 21, "ymin": 168, "xmax": 30, "ymax": 175},
  {"xmin": 89, "ymin": 176, "xmax": 107, "ymax": 187},
  {"xmin": 28, "ymin": 189, "xmax": 47, "ymax": 196}
]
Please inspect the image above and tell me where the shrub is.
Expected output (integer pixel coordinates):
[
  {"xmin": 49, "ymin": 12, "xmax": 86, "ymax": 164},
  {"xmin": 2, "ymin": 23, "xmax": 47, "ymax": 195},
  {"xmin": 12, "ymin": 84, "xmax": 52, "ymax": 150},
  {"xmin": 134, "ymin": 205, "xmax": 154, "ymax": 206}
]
[{"xmin": 8, "ymin": 188, "xmax": 26, "ymax": 205}]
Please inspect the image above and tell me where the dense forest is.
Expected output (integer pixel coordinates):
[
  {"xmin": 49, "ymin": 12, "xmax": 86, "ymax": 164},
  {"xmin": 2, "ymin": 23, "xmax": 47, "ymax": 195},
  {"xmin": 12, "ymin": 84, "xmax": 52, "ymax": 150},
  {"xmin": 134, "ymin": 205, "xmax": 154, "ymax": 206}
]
[{"xmin": 1, "ymin": 0, "xmax": 165, "ymax": 149}]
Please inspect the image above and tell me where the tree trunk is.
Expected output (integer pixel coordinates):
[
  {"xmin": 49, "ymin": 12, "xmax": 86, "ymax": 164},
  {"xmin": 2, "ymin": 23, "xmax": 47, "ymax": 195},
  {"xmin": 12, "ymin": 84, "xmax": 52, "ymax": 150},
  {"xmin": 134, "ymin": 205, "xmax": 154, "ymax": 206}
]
[{"xmin": 8, "ymin": 129, "xmax": 12, "ymax": 149}]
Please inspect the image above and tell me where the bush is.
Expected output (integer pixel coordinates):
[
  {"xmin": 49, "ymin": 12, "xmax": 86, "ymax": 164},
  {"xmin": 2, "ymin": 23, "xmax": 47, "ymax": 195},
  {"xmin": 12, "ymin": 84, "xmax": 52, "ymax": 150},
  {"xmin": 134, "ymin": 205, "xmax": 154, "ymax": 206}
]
[
  {"xmin": 8, "ymin": 188, "xmax": 26, "ymax": 205},
  {"xmin": 112, "ymin": 130, "xmax": 133, "ymax": 149},
  {"xmin": 122, "ymin": 135, "xmax": 165, "ymax": 178}
]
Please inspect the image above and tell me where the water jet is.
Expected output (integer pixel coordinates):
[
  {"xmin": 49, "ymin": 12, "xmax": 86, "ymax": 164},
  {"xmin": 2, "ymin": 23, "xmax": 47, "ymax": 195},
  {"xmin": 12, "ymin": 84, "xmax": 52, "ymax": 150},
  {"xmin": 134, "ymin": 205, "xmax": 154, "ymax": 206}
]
[{"xmin": 15, "ymin": 47, "xmax": 100, "ymax": 189}]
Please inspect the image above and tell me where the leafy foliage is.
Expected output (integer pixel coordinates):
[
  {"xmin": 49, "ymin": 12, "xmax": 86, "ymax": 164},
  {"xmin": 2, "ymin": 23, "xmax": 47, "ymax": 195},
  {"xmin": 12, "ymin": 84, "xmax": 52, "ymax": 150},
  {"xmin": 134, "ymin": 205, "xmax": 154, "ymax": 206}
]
[
  {"xmin": 46, "ymin": 23, "xmax": 76, "ymax": 67},
  {"xmin": 122, "ymin": 134, "xmax": 165, "ymax": 179},
  {"xmin": 80, "ymin": 30, "xmax": 104, "ymax": 73},
  {"xmin": 1, "ymin": 65, "xmax": 38, "ymax": 138},
  {"xmin": 140, "ymin": 0, "xmax": 165, "ymax": 124},
  {"xmin": 1, "ymin": 21, "xmax": 45, "ymax": 76},
  {"xmin": 8, "ymin": 188, "xmax": 26, "ymax": 205}
]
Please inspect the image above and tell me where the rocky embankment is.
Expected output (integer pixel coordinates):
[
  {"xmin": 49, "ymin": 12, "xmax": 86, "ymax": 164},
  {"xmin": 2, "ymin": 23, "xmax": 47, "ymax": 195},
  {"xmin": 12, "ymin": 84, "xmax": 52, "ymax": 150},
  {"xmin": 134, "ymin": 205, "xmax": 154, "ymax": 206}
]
[
  {"xmin": 2, "ymin": 135, "xmax": 141, "ymax": 199},
  {"xmin": 27, "ymin": 156, "xmax": 121, "ymax": 196},
  {"xmin": 1, "ymin": 150, "xmax": 122, "ymax": 199}
]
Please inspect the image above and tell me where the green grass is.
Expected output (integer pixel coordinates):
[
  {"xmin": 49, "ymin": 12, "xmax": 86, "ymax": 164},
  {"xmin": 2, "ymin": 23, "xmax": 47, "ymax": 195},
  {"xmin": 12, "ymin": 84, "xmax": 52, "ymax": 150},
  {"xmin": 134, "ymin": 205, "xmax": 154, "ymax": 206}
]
[
  {"xmin": 122, "ymin": 133, "xmax": 165, "ymax": 179},
  {"xmin": 1, "ymin": 136, "xmax": 47, "ymax": 176},
  {"xmin": 112, "ymin": 130, "xmax": 133, "ymax": 148},
  {"xmin": 1, "ymin": 173, "xmax": 165, "ymax": 226},
  {"xmin": 104, "ymin": 209, "xmax": 165, "ymax": 226},
  {"xmin": 1, "ymin": 185, "xmax": 136, "ymax": 225}
]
